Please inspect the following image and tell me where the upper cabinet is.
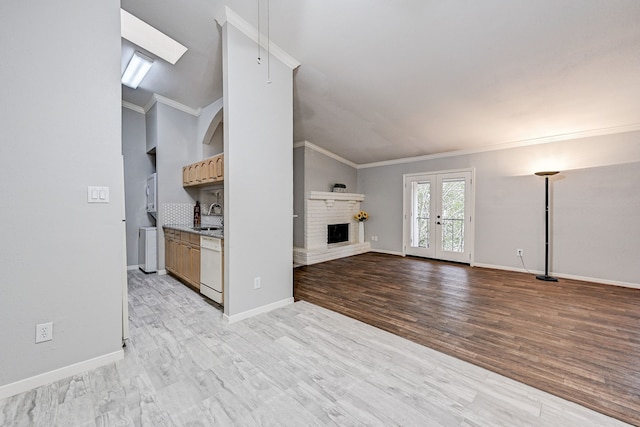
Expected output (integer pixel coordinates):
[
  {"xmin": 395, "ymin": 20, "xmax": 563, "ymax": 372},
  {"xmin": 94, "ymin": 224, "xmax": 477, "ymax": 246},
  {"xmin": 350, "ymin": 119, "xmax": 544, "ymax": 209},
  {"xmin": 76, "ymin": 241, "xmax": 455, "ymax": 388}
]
[{"xmin": 183, "ymin": 153, "xmax": 224, "ymax": 187}]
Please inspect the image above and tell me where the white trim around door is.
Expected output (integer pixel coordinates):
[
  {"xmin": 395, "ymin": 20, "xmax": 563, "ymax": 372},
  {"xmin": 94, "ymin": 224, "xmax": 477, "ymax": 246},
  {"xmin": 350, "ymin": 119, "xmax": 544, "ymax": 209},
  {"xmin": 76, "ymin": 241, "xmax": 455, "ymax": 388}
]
[{"xmin": 403, "ymin": 168, "xmax": 475, "ymax": 264}]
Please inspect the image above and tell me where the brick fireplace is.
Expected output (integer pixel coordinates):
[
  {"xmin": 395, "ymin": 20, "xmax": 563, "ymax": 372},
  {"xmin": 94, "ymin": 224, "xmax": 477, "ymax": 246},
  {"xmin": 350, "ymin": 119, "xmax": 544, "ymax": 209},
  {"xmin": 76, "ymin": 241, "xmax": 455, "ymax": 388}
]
[{"xmin": 293, "ymin": 191, "xmax": 370, "ymax": 265}]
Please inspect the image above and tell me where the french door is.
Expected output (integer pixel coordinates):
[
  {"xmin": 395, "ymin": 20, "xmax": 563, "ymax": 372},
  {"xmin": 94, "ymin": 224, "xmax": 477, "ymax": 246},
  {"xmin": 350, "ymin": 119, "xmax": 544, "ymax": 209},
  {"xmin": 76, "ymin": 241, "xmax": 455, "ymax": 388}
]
[{"xmin": 404, "ymin": 170, "xmax": 473, "ymax": 263}]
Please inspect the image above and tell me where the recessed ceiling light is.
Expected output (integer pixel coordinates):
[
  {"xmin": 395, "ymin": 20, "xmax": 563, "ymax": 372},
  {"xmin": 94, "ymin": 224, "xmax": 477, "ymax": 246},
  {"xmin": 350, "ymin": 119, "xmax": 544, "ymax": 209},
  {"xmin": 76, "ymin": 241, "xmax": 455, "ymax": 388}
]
[{"xmin": 121, "ymin": 51, "xmax": 154, "ymax": 89}]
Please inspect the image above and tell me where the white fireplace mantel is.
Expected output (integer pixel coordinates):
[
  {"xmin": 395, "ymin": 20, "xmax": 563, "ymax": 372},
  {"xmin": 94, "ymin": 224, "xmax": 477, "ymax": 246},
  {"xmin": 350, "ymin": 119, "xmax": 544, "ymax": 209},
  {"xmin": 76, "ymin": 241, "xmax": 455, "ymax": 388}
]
[
  {"xmin": 306, "ymin": 191, "xmax": 364, "ymax": 202},
  {"xmin": 306, "ymin": 191, "xmax": 364, "ymax": 208},
  {"xmin": 294, "ymin": 191, "xmax": 370, "ymax": 265}
]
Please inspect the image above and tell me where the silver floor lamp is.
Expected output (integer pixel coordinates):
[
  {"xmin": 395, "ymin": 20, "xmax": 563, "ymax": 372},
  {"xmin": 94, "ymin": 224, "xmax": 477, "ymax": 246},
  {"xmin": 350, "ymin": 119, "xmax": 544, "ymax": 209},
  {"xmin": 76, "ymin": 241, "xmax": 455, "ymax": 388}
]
[{"xmin": 535, "ymin": 171, "xmax": 559, "ymax": 282}]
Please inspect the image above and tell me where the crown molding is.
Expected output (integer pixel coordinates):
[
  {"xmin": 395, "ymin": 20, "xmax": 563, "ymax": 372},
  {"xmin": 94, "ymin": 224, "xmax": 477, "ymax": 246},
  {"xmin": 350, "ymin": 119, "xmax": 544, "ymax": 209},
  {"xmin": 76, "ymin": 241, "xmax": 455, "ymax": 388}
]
[
  {"xmin": 143, "ymin": 94, "xmax": 202, "ymax": 116},
  {"xmin": 294, "ymin": 140, "xmax": 358, "ymax": 169},
  {"xmin": 294, "ymin": 122, "xmax": 640, "ymax": 170},
  {"xmin": 123, "ymin": 94, "xmax": 207, "ymax": 116},
  {"xmin": 121, "ymin": 101, "xmax": 145, "ymax": 114},
  {"xmin": 215, "ymin": 6, "xmax": 300, "ymax": 70},
  {"xmin": 357, "ymin": 123, "xmax": 640, "ymax": 169}
]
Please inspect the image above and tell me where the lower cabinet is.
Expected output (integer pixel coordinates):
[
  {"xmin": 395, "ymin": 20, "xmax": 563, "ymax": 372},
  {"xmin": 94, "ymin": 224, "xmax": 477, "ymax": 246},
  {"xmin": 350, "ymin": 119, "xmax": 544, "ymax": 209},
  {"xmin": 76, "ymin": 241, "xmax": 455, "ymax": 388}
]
[
  {"xmin": 187, "ymin": 245, "xmax": 200, "ymax": 286},
  {"xmin": 164, "ymin": 228, "xmax": 200, "ymax": 290}
]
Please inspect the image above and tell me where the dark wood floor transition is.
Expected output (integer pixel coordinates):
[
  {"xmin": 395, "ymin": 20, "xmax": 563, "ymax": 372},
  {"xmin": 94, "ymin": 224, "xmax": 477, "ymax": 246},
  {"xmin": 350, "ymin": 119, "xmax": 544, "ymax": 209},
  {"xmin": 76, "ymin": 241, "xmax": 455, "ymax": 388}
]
[{"xmin": 294, "ymin": 253, "xmax": 640, "ymax": 426}]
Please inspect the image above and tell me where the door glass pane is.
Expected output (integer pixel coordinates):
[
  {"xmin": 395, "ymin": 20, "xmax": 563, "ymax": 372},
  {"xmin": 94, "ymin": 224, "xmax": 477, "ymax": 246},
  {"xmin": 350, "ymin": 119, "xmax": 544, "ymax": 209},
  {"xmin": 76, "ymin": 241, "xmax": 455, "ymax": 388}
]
[
  {"xmin": 441, "ymin": 179, "xmax": 465, "ymax": 252},
  {"xmin": 412, "ymin": 181, "xmax": 431, "ymax": 248}
]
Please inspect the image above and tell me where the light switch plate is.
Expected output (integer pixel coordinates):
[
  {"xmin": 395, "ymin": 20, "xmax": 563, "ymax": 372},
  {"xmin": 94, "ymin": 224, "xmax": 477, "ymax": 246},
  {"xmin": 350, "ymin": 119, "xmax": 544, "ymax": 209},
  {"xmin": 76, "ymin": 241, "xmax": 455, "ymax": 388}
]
[{"xmin": 88, "ymin": 186, "xmax": 110, "ymax": 203}]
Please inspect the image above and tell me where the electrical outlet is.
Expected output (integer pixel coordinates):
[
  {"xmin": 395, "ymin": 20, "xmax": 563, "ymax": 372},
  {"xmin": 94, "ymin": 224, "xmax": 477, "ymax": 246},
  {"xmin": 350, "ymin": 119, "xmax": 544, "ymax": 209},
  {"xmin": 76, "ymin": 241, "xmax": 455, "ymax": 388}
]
[
  {"xmin": 35, "ymin": 322, "xmax": 53, "ymax": 343},
  {"xmin": 370, "ymin": 236, "xmax": 378, "ymax": 241},
  {"xmin": 516, "ymin": 248, "xmax": 524, "ymax": 257},
  {"xmin": 254, "ymin": 277, "xmax": 261, "ymax": 290}
]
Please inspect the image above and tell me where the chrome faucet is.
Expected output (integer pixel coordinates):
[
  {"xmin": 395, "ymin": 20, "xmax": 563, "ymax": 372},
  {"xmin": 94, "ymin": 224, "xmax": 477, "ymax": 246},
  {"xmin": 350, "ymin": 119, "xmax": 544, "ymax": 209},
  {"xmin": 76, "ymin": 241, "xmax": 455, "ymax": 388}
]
[{"xmin": 208, "ymin": 203, "xmax": 222, "ymax": 215}]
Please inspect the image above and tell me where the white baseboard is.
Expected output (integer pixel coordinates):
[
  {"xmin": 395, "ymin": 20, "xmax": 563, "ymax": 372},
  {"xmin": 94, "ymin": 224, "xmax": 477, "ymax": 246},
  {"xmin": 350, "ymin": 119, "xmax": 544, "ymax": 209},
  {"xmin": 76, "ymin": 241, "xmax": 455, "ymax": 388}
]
[
  {"xmin": 157, "ymin": 269, "xmax": 167, "ymax": 276},
  {"xmin": 472, "ymin": 262, "xmax": 540, "ymax": 275},
  {"xmin": 370, "ymin": 249, "xmax": 405, "ymax": 257},
  {"xmin": 223, "ymin": 297, "xmax": 294, "ymax": 324},
  {"xmin": 553, "ymin": 272, "xmax": 640, "ymax": 290},
  {"xmin": 126, "ymin": 265, "xmax": 139, "ymax": 271},
  {"xmin": 472, "ymin": 262, "xmax": 640, "ymax": 290},
  {"xmin": 0, "ymin": 349, "xmax": 123, "ymax": 401}
]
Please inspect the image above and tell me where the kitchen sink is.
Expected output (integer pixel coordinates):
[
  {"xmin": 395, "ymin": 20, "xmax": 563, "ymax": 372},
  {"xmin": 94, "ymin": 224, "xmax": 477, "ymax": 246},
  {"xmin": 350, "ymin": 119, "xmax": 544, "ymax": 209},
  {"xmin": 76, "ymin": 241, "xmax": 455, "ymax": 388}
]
[{"xmin": 192, "ymin": 226, "xmax": 222, "ymax": 231}]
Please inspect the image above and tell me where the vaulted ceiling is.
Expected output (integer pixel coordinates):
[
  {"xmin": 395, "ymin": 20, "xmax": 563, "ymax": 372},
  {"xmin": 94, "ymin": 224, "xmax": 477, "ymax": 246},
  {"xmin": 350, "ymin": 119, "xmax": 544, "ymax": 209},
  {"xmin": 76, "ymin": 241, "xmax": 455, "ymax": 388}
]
[{"xmin": 121, "ymin": 0, "xmax": 640, "ymax": 164}]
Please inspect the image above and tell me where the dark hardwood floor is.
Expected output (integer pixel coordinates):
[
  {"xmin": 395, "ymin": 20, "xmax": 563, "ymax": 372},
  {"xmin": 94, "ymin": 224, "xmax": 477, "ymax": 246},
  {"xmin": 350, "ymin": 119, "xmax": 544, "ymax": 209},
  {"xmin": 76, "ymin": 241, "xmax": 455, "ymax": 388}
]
[{"xmin": 294, "ymin": 253, "xmax": 640, "ymax": 426}]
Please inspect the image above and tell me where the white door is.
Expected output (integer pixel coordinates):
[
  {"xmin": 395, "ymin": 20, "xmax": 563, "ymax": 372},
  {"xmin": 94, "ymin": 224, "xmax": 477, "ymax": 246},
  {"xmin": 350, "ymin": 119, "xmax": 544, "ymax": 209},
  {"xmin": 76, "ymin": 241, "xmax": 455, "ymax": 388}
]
[{"xmin": 404, "ymin": 170, "xmax": 473, "ymax": 263}]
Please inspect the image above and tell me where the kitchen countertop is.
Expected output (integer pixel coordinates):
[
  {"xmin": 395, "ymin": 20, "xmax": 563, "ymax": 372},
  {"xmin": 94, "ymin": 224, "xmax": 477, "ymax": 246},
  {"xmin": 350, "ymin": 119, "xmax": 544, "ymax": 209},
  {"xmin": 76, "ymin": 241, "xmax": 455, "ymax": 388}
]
[{"xmin": 163, "ymin": 224, "xmax": 223, "ymax": 239}]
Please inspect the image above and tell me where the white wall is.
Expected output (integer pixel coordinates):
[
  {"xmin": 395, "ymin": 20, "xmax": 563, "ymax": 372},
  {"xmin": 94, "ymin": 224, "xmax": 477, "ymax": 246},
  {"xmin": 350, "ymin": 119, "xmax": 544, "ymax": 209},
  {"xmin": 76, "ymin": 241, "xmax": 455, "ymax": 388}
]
[
  {"xmin": 204, "ymin": 123, "xmax": 224, "ymax": 159},
  {"xmin": 358, "ymin": 131, "xmax": 640, "ymax": 286},
  {"xmin": 222, "ymin": 22, "xmax": 295, "ymax": 318},
  {"xmin": 305, "ymin": 147, "xmax": 358, "ymax": 193},
  {"xmin": 0, "ymin": 0, "xmax": 124, "ymax": 392},
  {"xmin": 292, "ymin": 145, "xmax": 358, "ymax": 249},
  {"xmin": 122, "ymin": 107, "xmax": 155, "ymax": 267},
  {"xmin": 156, "ymin": 102, "xmax": 199, "ymax": 270},
  {"xmin": 146, "ymin": 103, "xmax": 158, "ymax": 153},
  {"xmin": 293, "ymin": 146, "xmax": 305, "ymax": 247},
  {"xmin": 197, "ymin": 98, "xmax": 224, "ymax": 159}
]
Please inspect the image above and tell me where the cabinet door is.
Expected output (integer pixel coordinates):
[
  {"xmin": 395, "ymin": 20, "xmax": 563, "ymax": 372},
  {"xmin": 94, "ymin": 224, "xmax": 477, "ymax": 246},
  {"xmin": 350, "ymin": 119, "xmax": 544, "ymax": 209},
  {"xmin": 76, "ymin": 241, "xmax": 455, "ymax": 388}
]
[
  {"xmin": 189, "ymin": 246, "xmax": 201, "ymax": 288},
  {"xmin": 169, "ymin": 238, "xmax": 178, "ymax": 273},
  {"xmin": 194, "ymin": 163, "xmax": 203, "ymax": 184},
  {"xmin": 190, "ymin": 164, "xmax": 197, "ymax": 184},
  {"xmin": 198, "ymin": 160, "xmax": 208, "ymax": 183},
  {"xmin": 165, "ymin": 236, "xmax": 172, "ymax": 272},
  {"xmin": 215, "ymin": 155, "xmax": 224, "ymax": 180},
  {"xmin": 165, "ymin": 232, "xmax": 176, "ymax": 273},
  {"xmin": 182, "ymin": 167, "xmax": 189, "ymax": 186},
  {"xmin": 204, "ymin": 158, "xmax": 216, "ymax": 183},
  {"xmin": 177, "ymin": 242, "xmax": 188, "ymax": 278}
]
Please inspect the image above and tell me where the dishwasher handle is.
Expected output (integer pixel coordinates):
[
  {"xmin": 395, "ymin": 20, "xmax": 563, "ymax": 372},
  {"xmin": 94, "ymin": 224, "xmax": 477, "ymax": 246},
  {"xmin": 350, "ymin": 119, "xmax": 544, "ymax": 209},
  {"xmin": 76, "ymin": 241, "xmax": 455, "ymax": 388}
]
[{"xmin": 200, "ymin": 236, "xmax": 222, "ymax": 251}]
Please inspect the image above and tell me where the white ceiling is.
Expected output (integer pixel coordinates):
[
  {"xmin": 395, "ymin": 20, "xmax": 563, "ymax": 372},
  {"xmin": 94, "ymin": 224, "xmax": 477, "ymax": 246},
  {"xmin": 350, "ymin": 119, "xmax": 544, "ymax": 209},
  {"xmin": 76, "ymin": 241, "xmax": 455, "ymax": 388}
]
[{"xmin": 121, "ymin": 0, "xmax": 640, "ymax": 164}]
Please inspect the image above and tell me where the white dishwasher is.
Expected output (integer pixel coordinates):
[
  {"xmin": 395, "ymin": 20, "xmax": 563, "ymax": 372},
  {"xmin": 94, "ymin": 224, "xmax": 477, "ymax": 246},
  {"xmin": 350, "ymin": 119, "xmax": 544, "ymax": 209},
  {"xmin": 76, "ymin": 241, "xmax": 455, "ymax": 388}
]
[{"xmin": 200, "ymin": 236, "xmax": 223, "ymax": 304}]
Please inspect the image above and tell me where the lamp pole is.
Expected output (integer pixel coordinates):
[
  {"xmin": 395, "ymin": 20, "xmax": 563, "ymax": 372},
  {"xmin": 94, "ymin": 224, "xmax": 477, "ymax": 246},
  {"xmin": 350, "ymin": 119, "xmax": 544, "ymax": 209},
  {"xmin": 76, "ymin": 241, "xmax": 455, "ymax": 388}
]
[{"xmin": 534, "ymin": 171, "xmax": 559, "ymax": 282}]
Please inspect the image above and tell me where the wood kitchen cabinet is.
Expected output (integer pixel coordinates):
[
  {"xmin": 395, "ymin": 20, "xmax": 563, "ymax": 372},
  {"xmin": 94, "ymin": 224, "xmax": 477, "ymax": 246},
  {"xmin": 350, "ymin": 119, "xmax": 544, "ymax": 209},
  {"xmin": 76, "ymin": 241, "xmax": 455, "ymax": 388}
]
[
  {"xmin": 164, "ymin": 228, "xmax": 178, "ymax": 273},
  {"xmin": 187, "ymin": 246, "xmax": 200, "ymax": 285},
  {"xmin": 182, "ymin": 166, "xmax": 190, "ymax": 187},
  {"xmin": 215, "ymin": 155, "xmax": 223, "ymax": 180},
  {"xmin": 182, "ymin": 153, "xmax": 224, "ymax": 187},
  {"xmin": 182, "ymin": 163, "xmax": 198, "ymax": 186},
  {"xmin": 166, "ymin": 233, "xmax": 174, "ymax": 272},
  {"xmin": 164, "ymin": 227, "xmax": 201, "ymax": 291}
]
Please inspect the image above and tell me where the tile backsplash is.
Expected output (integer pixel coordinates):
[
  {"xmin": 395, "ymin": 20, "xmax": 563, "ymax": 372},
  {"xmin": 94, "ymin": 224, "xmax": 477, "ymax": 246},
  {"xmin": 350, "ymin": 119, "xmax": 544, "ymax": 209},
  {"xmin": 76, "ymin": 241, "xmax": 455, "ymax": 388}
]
[
  {"xmin": 162, "ymin": 203, "xmax": 194, "ymax": 225},
  {"xmin": 161, "ymin": 202, "xmax": 224, "ymax": 226}
]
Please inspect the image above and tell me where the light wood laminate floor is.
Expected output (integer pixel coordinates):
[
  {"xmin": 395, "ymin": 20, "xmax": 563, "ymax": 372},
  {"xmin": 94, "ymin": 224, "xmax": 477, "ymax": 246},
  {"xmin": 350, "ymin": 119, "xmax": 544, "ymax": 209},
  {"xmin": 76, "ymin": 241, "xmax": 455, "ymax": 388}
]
[
  {"xmin": 294, "ymin": 253, "xmax": 640, "ymax": 426},
  {"xmin": 0, "ymin": 270, "xmax": 632, "ymax": 426}
]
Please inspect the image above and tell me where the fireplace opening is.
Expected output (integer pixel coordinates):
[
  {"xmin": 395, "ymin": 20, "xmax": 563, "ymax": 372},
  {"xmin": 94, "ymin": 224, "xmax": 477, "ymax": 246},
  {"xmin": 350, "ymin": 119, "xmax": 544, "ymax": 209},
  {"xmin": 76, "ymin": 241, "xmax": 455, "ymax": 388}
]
[{"xmin": 327, "ymin": 223, "xmax": 349, "ymax": 244}]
